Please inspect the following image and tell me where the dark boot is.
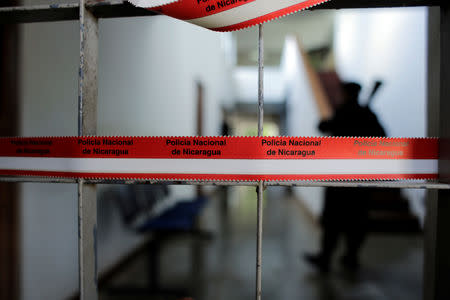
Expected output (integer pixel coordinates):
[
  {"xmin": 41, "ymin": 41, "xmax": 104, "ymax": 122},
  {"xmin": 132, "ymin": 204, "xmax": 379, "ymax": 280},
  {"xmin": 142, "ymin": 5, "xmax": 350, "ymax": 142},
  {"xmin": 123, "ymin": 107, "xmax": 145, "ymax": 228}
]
[
  {"xmin": 303, "ymin": 253, "xmax": 330, "ymax": 273},
  {"xmin": 305, "ymin": 222, "xmax": 340, "ymax": 273},
  {"xmin": 339, "ymin": 254, "xmax": 360, "ymax": 271}
]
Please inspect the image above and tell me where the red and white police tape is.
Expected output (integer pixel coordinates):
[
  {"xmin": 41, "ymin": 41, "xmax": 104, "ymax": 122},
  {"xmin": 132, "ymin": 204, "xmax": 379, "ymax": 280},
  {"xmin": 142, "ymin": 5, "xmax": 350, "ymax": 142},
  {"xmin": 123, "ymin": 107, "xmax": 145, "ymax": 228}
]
[
  {"xmin": 128, "ymin": 0, "xmax": 331, "ymax": 31},
  {"xmin": 0, "ymin": 136, "xmax": 438, "ymax": 181}
]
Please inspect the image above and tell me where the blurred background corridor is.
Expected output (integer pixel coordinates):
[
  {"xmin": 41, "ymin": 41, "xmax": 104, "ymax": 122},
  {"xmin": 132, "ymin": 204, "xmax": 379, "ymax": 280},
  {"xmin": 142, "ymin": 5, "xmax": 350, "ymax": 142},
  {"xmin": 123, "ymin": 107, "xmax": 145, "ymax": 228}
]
[
  {"xmin": 99, "ymin": 186, "xmax": 423, "ymax": 300},
  {"xmin": 0, "ymin": 1, "xmax": 435, "ymax": 299}
]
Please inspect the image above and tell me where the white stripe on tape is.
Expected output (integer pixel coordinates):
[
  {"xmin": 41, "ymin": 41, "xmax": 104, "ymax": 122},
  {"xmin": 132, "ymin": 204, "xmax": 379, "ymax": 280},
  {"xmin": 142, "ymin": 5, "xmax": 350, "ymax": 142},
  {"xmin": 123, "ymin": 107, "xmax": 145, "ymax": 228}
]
[
  {"xmin": 187, "ymin": 0, "xmax": 312, "ymax": 29},
  {"xmin": 128, "ymin": 0, "xmax": 179, "ymax": 8},
  {"xmin": 0, "ymin": 157, "xmax": 438, "ymax": 175}
]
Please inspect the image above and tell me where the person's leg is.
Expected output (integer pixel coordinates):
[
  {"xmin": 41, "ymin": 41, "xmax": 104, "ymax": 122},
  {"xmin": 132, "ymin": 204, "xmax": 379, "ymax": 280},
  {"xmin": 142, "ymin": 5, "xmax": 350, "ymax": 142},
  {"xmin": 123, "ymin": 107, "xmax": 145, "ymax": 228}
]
[
  {"xmin": 320, "ymin": 222, "xmax": 341, "ymax": 261},
  {"xmin": 304, "ymin": 188, "xmax": 342, "ymax": 272},
  {"xmin": 304, "ymin": 224, "xmax": 340, "ymax": 272},
  {"xmin": 341, "ymin": 189, "xmax": 370, "ymax": 270},
  {"xmin": 341, "ymin": 224, "xmax": 366, "ymax": 269}
]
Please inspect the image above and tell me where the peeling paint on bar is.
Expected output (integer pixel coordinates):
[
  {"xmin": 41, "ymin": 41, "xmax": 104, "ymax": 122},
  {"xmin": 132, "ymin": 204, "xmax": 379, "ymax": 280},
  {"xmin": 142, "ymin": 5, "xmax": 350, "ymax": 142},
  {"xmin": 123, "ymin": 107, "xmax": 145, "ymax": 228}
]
[{"xmin": 0, "ymin": 1, "xmax": 443, "ymax": 24}]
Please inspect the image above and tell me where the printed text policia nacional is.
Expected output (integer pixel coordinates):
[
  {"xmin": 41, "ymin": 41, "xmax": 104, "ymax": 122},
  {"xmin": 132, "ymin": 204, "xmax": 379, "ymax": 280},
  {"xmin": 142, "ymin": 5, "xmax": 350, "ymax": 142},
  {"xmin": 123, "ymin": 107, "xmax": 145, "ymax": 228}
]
[
  {"xmin": 167, "ymin": 138, "xmax": 227, "ymax": 157},
  {"xmin": 262, "ymin": 138, "xmax": 320, "ymax": 157},
  {"xmin": 78, "ymin": 138, "xmax": 133, "ymax": 156}
]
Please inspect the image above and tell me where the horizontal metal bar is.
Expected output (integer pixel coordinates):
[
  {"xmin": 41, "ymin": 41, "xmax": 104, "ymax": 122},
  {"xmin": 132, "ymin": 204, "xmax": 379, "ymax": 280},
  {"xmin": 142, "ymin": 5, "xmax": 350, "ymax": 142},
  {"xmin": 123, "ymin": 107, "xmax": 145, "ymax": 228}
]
[
  {"xmin": 85, "ymin": 179, "xmax": 260, "ymax": 186},
  {"xmin": 87, "ymin": 0, "xmax": 158, "ymax": 19},
  {"xmin": 316, "ymin": 0, "xmax": 443, "ymax": 10},
  {"xmin": 0, "ymin": 176, "xmax": 258, "ymax": 186},
  {"xmin": 0, "ymin": 176, "xmax": 448, "ymax": 189},
  {"xmin": 0, "ymin": 176, "xmax": 78, "ymax": 184},
  {"xmin": 269, "ymin": 180, "xmax": 450, "ymax": 189},
  {"xmin": 0, "ymin": 0, "xmax": 443, "ymax": 24},
  {"xmin": 0, "ymin": 3, "xmax": 79, "ymax": 24},
  {"xmin": 0, "ymin": 1, "xmax": 157, "ymax": 24}
]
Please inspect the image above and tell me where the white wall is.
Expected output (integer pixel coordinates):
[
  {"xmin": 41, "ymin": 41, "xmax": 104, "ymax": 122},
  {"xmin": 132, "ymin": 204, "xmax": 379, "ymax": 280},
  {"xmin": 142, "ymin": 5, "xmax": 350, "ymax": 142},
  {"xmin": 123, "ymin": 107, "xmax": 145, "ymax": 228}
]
[
  {"xmin": 19, "ymin": 14, "xmax": 233, "ymax": 300},
  {"xmin": 334, "ymin": 7, "xmax": 427, "ymax": 138},
  {"xmin": 334, "ymin": 7, "xmax": 428, "ymax": 224},
  {"xmin": 98, "ymin": 17, "xmax": 234, "ymax": 137},
  {"xmin": 281, "ymin": 36, "xmax": 325, "ymax": 216},
  {"xmin": 233, "ymin": 66, "xmax": 284, "ymax": 103},
  {"xmin": 19, "ymin": 19, "xmax": 79, "ymax": 300}
]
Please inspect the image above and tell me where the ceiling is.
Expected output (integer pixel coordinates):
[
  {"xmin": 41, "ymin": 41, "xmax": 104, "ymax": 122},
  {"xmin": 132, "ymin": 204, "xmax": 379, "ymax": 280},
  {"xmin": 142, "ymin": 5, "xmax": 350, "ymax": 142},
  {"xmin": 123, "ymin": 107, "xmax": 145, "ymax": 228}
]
[{"xmin": 233, "ymin": 10, "xmax": 336, "ymax": 66}]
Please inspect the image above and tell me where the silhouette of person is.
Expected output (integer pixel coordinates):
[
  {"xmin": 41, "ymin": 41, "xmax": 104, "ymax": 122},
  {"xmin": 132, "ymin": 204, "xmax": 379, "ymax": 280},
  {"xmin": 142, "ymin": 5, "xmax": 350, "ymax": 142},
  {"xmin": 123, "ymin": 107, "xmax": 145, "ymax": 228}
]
[{"xmin": 304, "ymin": 82, "xmax": 386, "ymax": 273}]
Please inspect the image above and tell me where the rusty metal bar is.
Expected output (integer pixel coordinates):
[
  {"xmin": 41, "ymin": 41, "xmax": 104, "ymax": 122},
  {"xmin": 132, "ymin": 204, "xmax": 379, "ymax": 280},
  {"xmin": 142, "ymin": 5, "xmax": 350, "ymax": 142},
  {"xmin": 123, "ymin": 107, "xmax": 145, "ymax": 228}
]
[
  {"xmin": 255, "ymin": 182, "xmax": 264, "ymax": 300},
  {"xmin": 0, "ymin": 1, "xmax": 444, "ymax": 25},
  {"xmin": 78, "ymin": 1, "xmax": 98, "ymax": 136},
  {"xmin": 315, "ymin": 0, "xmax": 443, "ymax": 10},
  {"xmin": 78, "ymin": 1, "xmax": 98, "ymax": 299},
  {"xmin": 0, "ymin": 176, "xmax": 448, "ymax": 189},
  {"xmin": 77, "ymin": 179, "xmax": 98, "ymax": 300},
  {"xmin": 255, "ymin": 24, "xmax": 264, "ymax": 300},
  {"xmin": 257, "ymin": 25, "xmax": 264, "ymax": 138},
  {"xmin": 269, "ymin": 180, "xmax": 450, "ymax": 189},
  {"xmin": 0, "ymin": 1, "xmax": 158, "ymax": 24},
  {"xmin": 88, "ymin": 0, "xmax": 158, "ymax": 19},
  {"xmin": 0, "ymin": 3, "xmax": 79, "ymax": 24},
  {"xmin": 423, "ymin": 4, "xmax": 450, "ymax": 300},
  {"xmin": 424, "ymin": 8, "xmax": 440, "ymax": 298}
]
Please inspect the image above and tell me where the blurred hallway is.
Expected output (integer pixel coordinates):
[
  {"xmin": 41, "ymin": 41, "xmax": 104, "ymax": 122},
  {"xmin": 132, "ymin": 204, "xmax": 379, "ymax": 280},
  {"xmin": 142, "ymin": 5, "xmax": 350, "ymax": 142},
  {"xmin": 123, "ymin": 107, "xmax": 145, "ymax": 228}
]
[{"xmin": 100, "ymin": 186, "xmax": 423, "ymax": 300}]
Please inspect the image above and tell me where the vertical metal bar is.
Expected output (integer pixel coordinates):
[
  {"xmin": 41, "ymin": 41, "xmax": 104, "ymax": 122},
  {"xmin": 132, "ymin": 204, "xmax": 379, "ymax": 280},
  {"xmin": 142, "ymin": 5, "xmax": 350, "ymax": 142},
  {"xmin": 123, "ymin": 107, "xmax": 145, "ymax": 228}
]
[
  {"xmin": 256, "ymin": 181, "xmax": 264, "ymax": 300},
  {"xmin": 437, "ymin": 4, "xmax": 450, "ymax": 300},
  {"xmin": 256, "ymin": 24, "xmax": 264, "ymax": 300},
  {"xmin": 0, "ymin": 2, "xmax": 20, "ymax": 298},
  {"xmin": 257, "ymin": 24, "xmax": 264, "ymax": 137},
  {"xmin": 78, "ymin": 180, "xmax": 98, "ymax": 300},
  {"xmin": 424, "ymin": 4, "xmax": 450, "ymax": 300},
  {"xmin": 424, "ymin": 7, "xmax": 440, "ymax": 300},
  {"xmin": 78, "ymin": 1, "xmax": 98, "ymax": 299},
  {"xmin": 79, "ymin": 0, "xmax": 98, "ymax": 137}
]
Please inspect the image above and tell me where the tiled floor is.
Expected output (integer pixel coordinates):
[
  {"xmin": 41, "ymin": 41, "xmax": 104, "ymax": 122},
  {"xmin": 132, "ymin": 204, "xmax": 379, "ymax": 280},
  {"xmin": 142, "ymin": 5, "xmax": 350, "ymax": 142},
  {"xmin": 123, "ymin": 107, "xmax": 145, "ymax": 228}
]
[{"xmin": 101, "ymin": 186, "xmax": 423, "ymax": 300}]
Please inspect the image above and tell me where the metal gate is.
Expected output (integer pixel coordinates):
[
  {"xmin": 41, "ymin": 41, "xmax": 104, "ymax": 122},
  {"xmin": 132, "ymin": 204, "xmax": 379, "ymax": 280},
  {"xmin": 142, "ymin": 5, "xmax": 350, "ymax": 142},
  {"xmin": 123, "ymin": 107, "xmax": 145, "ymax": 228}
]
[{"xmin": 1, "ymin": 1, "xmax": 449, "ymax": 299}]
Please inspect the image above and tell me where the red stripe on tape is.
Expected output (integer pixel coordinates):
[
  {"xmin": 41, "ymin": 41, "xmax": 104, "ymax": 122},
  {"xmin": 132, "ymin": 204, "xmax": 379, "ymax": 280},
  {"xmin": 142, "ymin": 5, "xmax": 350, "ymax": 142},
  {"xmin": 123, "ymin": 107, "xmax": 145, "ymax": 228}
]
[
  {"xmin": 151, "ymin": 0, "xmax": 256, "ymax": 20},
  {"xmin": 0, "ymin": 137, "xmax": 438, "ymax": 159},
  {"xmin": 145, "ymin": 0, "xmax": 330, "ymax": 32},
  {"xmin": 0, "ymin": 136, "xmax": 438, "ymax": 181},
  {"xmin": 213, "ymin": 0, "xmax": 329, "ymax": 32}
]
